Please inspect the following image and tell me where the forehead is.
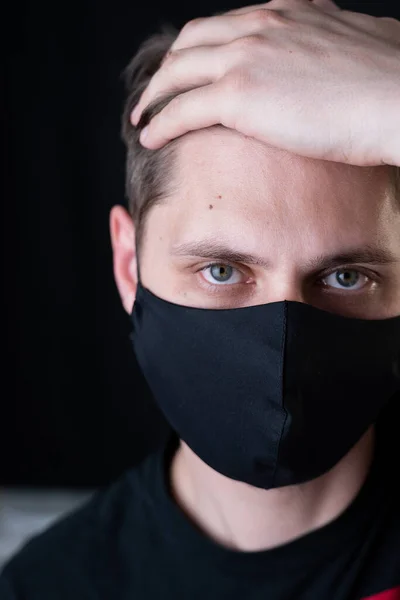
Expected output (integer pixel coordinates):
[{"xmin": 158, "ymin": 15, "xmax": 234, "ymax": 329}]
[
  {"xmin": 157, "ymin": 127, "xmax": 398, "ymax": 249},
  {"xmin": 175, "ymin": 126, "xmax": 393, "ymax": 205},
  {"xmin": 170, "ymin": 127, "xmax": 394, "ymax": 216}
]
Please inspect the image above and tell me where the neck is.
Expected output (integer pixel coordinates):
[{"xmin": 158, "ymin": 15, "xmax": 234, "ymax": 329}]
[{"xmin": 169, "ymin": 427, "xmax": 375, "ymax": 552}]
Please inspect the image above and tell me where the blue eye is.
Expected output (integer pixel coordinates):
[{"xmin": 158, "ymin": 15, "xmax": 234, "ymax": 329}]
[
  {"xmin": 200, "ymin": 264, "xmax": 371, "ymax": 292},
  {"xmin": 322, "ymin": 269, "xmax": 368, "ymax": 290},
  {"xmin": 202, "ymin": 264, "xmax": 242, "ymax": 285}
]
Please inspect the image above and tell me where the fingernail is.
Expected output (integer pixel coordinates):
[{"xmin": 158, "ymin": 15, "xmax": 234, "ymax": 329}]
[
  {"xmin": 140, "ymin": 126, "xmax": 149, "ymax": 143},
  {"xmin": 131, "ymin": 106, "xmax": 139, "ymax": 125}
]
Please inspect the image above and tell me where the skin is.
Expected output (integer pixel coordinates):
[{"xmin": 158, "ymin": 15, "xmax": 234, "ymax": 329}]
[
  {"xmin": 131, "ymin": 0, "xmax": 400, "ymax": 168},
  {"xmin": 110, "ymin": 126, "xmax": 400, "ymax": 551}
]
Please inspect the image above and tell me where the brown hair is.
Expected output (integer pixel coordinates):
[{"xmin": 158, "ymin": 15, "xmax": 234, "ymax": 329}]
[
  {"xmin": 121, "ymin": 27, "xmax": 181, "ymax": 253},
  {"xmin": 121, "ymin": 28, "xmax": 400, "ymax": 253},
  {"xmin": 394, "ymin": 164, "xmax": 400, "ymax": 198}
]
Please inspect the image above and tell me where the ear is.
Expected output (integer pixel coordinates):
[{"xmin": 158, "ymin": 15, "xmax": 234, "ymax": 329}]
[{"xmin": 109, "ymin": 205, "xmax": 138, "ymax": 314}]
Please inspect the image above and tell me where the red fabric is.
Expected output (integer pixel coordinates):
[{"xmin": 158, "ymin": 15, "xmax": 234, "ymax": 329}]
[{"xmin": 363, "ymin": 587, "xmax": 400, "ymax": 600}]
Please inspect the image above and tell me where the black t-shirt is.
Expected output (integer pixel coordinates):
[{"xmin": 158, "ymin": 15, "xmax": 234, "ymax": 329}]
[{"xmin": 1, "ymin": 428, "xmax": 399, "ymax": 600}]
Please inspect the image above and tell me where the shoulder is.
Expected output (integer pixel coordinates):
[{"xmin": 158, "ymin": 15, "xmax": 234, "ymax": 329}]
[{"xmin": 0, "ymin": 460, "xmax": 155, "ymax": 599}]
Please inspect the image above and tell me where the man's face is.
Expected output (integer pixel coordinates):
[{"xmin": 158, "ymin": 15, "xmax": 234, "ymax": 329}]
[{"xmin": 112, "ymin": 126, "xmax": 400, "ymax": 320}]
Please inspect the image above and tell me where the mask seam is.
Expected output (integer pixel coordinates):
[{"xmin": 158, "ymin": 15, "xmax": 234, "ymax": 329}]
[{"xmin": 271, "ymin": 301, "xmax": 289, "ymax": 487}]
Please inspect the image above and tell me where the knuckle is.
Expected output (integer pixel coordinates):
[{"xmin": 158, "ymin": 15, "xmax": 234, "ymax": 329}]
[
  {"xmin": 245, "ymin": 8, "xmax": 288, "ymax": 26},
  {"xmin": 230, "ymin": 34, "xmax": 264, "ymax": 55},
  {"xmin": 181, "ymin": 17, "xmax": 205, "ymax": 34},
  {"xmin": 278, "ymin": 0, "xmax": 312, "ymax": 8}
]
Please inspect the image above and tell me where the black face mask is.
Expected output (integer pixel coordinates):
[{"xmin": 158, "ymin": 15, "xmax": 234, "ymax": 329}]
[{"xmin": 130, "ymin": 258, "xmax": 400, "ymax": 490}]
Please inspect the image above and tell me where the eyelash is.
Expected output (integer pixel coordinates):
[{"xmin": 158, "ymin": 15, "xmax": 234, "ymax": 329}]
[{"xmin": 196, "ymin": 262, "xmax": 379, "ymax": 292}]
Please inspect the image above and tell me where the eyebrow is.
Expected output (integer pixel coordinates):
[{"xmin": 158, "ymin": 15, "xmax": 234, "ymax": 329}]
[{"xmin": 170, "ymin": 240, "xmax": 397, "ymax": 271}]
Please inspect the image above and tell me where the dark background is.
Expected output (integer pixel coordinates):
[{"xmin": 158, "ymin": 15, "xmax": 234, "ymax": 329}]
[{"xmin": 3, "ymin": 0, "xmax": 399, "ymax": 487}]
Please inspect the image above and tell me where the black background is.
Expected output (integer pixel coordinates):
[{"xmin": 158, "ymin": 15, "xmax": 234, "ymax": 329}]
[{"xmin": 3, "ymin": 0, "xmax": 399, "ymax": 487}]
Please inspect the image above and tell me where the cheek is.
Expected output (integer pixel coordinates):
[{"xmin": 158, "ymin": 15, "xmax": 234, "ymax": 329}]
[{"xmin": 344, "ymin": 281, "xmax": 400, "ymax": 320}]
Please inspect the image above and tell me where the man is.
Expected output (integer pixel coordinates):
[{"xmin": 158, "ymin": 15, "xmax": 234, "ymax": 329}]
[{"xmin": 1, "ymin": 0, "xmax": 399, "ymax": 598}]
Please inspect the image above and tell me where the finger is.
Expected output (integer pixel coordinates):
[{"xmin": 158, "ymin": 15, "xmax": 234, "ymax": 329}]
[
  {"xmin": 224, "ymin": 1, "xmax": 304, "ymax": 15},
  {"xmin": 223, "ymin": 3, "xmax": 272, "ymax": 16},
  {"xmin": 311, "ymin": 0, "xmax": 341, "ymax": 11},
  {"xmin": 218, "ymin": 0, "xmax": 339, "ymax": 17},
  {"xmin": 337, "ymin": 10, "xmax": 400, "ymax": 44},
  {"xmin": 131, "ymin": 45, "xmax": 232, "ymax": 125},
  {"xmin": 138, "ymin": 82, "xmax": 229, "ymax": 149},
  {"xmin": 131, "ymin": 9, "xmax": 287, "ymax": 126},
  {"xmin": 170, "ymin": 9, "xmax": 286, "ymax": 52},
  {"xmin": 225, "ymin": 0, "xmax": 312, "ymax": 15}
]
